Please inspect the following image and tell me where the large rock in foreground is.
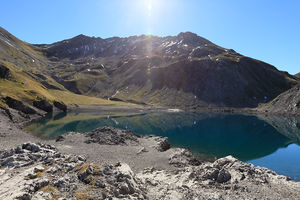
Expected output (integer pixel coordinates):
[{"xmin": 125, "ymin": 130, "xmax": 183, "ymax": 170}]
[
  {"xmin": 1, "ymin": 142, "xmax": 300, "ymax": 200},
  {"xmin": 139, "ymin": 156, "xmax": 300, "ymax": 199},
  {"xmin": 0, "ymin": 143, "xmax": 146, "ymax": 200}
]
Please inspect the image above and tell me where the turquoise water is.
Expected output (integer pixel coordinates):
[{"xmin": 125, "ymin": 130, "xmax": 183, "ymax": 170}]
[{"xmin": 26, "ymin": 112, "xmax": 300, "ymax": 181}]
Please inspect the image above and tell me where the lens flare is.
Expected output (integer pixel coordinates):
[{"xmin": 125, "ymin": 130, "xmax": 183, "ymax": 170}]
[{"xmin": 147, "ymin": 3, "xmax": 152, "ymax": 11}]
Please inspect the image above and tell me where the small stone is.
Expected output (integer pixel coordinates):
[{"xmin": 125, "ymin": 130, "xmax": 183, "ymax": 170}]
[
  {"xmin": 95, "ymin": 180, "xmax": 106, "ymax": 188},
  {"xmin": 34, "ymin": 179, "xmax": 49, "ymax": 192},
  {"xmin": 119, "ymin": 182, "xmax": 135, "ymax": 195},
  {"xmin": 15, "ymin": 193, "xmax": 31, "ymax": 200},
  {"xmin": 77, "ymin": 156, "xmax": 86, "ymax": 161},
  {"xmin": 137, "ymin": 147, "xmax": 148, "ymax": 155},
  {"xmin": 54, "ymin": 178, "xmax": 66, "ymax": 188},
  {"xmin": 15, "ymin": 146, "xmax": 25, "ymax": 154},
  {"xmin": 34, "ymin": 166, "xmax": 44, "ymax": 173},
  {"xmin": 27, "ymin": 173, "xmax": 38, "ymax": 179},
  {"xmin": 216, "ymin": 169, "xmax": 231, "ymax": 183},
  {"xmin": 55, "ymin": 135, "xmax": 65, "ymax": 142},
  {"xmin": 1, "ymin": 157, "xmax": 15, "ymax": 167}
]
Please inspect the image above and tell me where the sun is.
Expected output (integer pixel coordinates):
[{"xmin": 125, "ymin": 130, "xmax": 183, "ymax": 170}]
[
  {"xmin": 147, "ymin": 0, "xmax": 152, "ymax": 11},
  {"xmin": 146, "ymin": 0, "xmax": 153, "ymax": 16}
]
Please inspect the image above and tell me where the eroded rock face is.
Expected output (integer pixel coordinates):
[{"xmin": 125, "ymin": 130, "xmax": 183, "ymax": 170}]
[
  {"xmin": 53, "ymin": 101, "xmax": 67, "ymax": 112},
  {"xmin": 3, "ymin": 97, "xmax": 37, "ymax": 115},
  {"xmin": 33, "ymin": 100, "xmax": 53, "ymax": 113},
  {"xmin": 0, "ymin": 64, "xmax": 11, "ymax": 79}
]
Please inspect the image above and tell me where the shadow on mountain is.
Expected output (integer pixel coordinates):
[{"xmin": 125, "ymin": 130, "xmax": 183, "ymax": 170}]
[{"xmin": 257, "ymin": 114, "xmax": 300, "ymax": 144}]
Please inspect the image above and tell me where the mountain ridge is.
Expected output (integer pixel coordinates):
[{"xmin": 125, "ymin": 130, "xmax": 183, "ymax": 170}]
[{"xmin": 0, "ymin": 26, "xmax": 299, "ymax": 110}]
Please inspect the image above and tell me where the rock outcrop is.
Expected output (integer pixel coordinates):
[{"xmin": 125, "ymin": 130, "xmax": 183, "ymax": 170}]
[
  {"xmin": 0, "ymin": 64, "xmax": 11, "ymax": 79},
  {"xmin": 33, "ymin": 100, "xmax": 53, "ymax": 113},
  {"xmin": 83, "ymin": 126, "xmax": 140, "ymax": 145},
  {"xmin": 53, "ymin": 101, "xmax": 67, "ymax": 112},
  {"xmin": 138, "ymin": 156, "xmax": 300, "ymax": 199},
  {"xmin": 258, "ymin": 84, "xmax": 300, "ymax": 115},
  {"xmin": 3, "ymin": 97, "xmax": 37, "ymax": 115},
  {"xmin": 155, "ymin": 137, "xmax": 171, "ymax": 152},
  {"xmin": 0, "ymin": 143, "xmax": 146, "ymax": 200}
]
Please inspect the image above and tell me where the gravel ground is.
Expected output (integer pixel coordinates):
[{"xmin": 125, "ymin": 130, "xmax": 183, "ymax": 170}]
[{"xmin": 1, "ymin": 107, "xmax": 300, "ymax": 199}]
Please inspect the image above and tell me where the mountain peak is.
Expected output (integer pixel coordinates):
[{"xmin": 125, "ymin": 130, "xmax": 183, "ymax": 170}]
[
  {"xmin": 70, "ymin": 34, "xmax": 96, "ymax": 41},
  {"xmin": 176, "ymin": 31, "xmax": 211, "ymax": 46},
  {"xmin": 177, "ymin": 31, "xmax": 198, "ymax": 37}
]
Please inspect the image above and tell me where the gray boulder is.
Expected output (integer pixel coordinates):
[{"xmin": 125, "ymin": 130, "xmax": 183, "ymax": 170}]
[
  {"xmin": 216, "ymin": 169, "xmax": 231, "ymax": 183},
  {"xmin": 155, "ymin": 137, "xmax": 171, "ymax": 152}
]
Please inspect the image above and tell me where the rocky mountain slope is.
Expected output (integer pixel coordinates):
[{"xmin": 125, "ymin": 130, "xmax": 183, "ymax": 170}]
[
  {"xmin": 258, "ymin": 84, "xmax": 300, "ymax": 115},
  {"xmin": 1, "ymin": 26, "xmax": 299, "ymax": 109},
  {"xmin": 37, "ymin": 32, "xmax": 299, "ymax": 108},
  {"xmin": 296, "ymin": 73, "xmax": 300, "ymax": 78},
  {"xmin": 0, "ymin": 27, "xmax": 132, "ymax": 110}
]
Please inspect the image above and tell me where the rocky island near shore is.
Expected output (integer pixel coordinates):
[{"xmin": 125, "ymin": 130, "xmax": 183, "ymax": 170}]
[{"xmin": 1, "ymin": 108, "xmax": 300, "ymax": 200}]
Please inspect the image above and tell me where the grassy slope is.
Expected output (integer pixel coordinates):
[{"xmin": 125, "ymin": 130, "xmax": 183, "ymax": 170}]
[{"xmin": 0, "ymin": 27, "xmax": 132, "ymax": 109}]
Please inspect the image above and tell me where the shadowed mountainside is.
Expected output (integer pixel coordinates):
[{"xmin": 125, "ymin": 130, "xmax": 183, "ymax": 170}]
[
  {"xmin": 258, "ymin": 84, "xmax": 300, "ymax": 115},
  {"xmin": 36, "ymin": 32, "xmax": 299, "ymax": 108},
  {"xmin": 0, "ymin": 26, "xmax": 299, "ymax": 109}
]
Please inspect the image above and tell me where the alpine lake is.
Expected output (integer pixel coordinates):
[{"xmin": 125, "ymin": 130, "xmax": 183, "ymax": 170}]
[{"xmin": 25, "ymin": 111, "xmax": 300, "ymax": 181}]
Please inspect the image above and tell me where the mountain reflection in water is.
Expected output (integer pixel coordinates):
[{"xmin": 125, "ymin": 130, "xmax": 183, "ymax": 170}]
[{"xmin": 26, "ymin": 112, "xmax": 300, "ymax": 180}]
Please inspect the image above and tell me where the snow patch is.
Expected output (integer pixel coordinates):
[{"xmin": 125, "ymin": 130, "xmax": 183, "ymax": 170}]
[
  {"xmin": 111, "ymin": 90, "xmax": 119, "ymax": 98},
  {"xmin": 167, "ymin": 108, "xmax": 181, "ymax": 112}
]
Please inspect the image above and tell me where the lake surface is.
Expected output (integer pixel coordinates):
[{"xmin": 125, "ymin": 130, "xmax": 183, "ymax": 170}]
[{"xmin": 26, "ymin": 111, "xmax": 300, "ymax": 181}]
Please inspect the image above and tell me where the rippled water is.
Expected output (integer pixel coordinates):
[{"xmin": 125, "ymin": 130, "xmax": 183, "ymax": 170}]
[{"xmin": 26, "ymin": 111, "xmax": 300, "ymax": 181}]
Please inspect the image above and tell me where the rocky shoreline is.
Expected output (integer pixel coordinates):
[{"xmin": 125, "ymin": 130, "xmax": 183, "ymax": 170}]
[{"xmin": 1, "ymin": 108, "xmax": 300, "ymax": 199}]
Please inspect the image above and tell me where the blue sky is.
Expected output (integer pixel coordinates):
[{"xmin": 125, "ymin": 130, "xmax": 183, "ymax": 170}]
[{"xmin": 1, "ymin": 0, "xmax": 299, "ymax": 74}]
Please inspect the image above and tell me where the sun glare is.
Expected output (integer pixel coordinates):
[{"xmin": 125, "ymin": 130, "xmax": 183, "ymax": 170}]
[
  {"xmin": 146, "ymin": 0, "xmax": 153, "ymax": 16},
  {"xmin": 147, "ymin": 1, "xmax": 152, "ymax": 11}
]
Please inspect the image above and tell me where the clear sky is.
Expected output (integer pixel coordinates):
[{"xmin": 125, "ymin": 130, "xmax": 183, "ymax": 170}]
[{"xmin": 1, "ymin": 0, "xmax": 299, "ymax": 74}]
